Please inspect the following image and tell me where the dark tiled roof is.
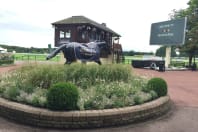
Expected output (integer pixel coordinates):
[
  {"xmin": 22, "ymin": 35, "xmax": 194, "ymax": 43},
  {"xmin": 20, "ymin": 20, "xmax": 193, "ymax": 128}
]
[{"xmin": 52, "ymin": 16, "xmax": 120, "ymax": 37}]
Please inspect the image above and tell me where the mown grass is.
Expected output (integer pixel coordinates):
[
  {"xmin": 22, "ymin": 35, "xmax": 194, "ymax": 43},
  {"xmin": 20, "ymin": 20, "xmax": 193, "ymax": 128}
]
[
  {"xmin": 0, "ymin": 63, "xmax": 158, "ymax": 110},
  {"xmin": 14, "ymin": 53, "xmax": 60, "ymax": 61}
]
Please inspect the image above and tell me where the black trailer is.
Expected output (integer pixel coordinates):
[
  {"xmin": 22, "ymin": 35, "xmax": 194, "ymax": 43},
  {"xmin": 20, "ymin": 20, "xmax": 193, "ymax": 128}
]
[{"xmin": 132, "ymin": 60, "xmax": 165, "ymax": 72}]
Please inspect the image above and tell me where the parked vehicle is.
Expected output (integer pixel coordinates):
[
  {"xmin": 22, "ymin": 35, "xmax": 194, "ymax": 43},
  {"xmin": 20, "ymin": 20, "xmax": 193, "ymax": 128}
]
[{"xmin": 132, "ymin": 55, "xmax": 165, "ymax": 72}]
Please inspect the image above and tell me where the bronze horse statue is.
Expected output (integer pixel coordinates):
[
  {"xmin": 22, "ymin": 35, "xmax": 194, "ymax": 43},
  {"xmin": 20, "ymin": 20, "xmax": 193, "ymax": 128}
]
[{"xmin": 46, "ymin": 41, "xmax": 106, "ymax": 65}]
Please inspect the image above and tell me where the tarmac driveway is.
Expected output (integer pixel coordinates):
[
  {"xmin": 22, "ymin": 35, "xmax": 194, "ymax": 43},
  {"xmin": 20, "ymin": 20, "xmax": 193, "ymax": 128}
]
[{"xmin": 134, "ymin": 68, "xmax": 198, "ymax": 107}]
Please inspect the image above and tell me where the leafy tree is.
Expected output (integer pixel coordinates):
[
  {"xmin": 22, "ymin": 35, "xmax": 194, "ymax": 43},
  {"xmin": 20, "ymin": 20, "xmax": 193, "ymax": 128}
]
[
  {"xmin": 169, "ymin": 0, "xmax": 198, "ymax": 66},
  {"xmin": 0, "ymin": 44, "xmax": 50, "ymax": 54},
  {"xmin": 155, "ymin": 46, "xmax": 176, "ymax": 57},
  {"xmin": 128, "ymin": 50, "xmax": 135, "ymax": 56},
  {"xmin": 123, "ymin": 50, "xmax": 153, "ymax": 56},
  {"xmin": 155, "ymin": 46, "xmax": 166, "ymax": 57}
]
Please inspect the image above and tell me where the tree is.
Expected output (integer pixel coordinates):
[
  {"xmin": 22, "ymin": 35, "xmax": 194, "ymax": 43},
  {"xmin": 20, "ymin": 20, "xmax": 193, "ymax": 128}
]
[
  {"xmin": 155, "ymin": 46, "xmax": 166, "ymax": 57},
  {"xmin": 128, "ymin": 50, "xmax": 136, "ymax": 56},
  {"xmin": 170, "ymin": 0, "xmax": 198, "ymax": 66},
  {"xmin": 155, "ymin": 46, "xmax": 176, "ymax": 57}
]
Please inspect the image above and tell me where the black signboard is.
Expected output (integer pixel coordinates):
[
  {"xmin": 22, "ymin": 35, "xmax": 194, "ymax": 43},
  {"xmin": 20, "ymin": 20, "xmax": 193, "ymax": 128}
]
[{"xmin": 150, "ymin": 17, "xmax": 187, "ymax": 45}]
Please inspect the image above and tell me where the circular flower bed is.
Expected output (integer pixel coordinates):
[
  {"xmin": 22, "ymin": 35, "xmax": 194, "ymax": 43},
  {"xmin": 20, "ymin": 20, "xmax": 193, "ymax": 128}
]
[
  {"xmin": 0, "ymin": 96, "xmax": 170, "ymax": 128},
  {"xmin": 0, "ymin": 64, "xmax": 167, "ymax": 111}
]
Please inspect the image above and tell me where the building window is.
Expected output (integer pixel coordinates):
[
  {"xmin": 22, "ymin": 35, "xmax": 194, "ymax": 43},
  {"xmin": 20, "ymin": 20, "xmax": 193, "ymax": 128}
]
[
  {"xmin": 90, "ymin": 31, "xmax": 96, "ymax": 41},
  {"xmin": 65, "ymin": 30, "xmax": 71, "ymax": 38},
  {"xmin": 81, "ymin": 31, "xmax": 87, "ymax": 40},
  {"xmin": 60, "ymin": 31, "xmax": 64, "ymax": 38},
  {"xmin": 59, "ymin": 30, "xmax": 71, "ymax": 39}
]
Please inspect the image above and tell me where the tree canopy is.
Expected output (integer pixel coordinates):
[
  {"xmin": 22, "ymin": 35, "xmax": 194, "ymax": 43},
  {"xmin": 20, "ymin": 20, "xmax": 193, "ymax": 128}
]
[{"xmin": 0, "ymin": 44, "xmax": 50, "ymax": 54}]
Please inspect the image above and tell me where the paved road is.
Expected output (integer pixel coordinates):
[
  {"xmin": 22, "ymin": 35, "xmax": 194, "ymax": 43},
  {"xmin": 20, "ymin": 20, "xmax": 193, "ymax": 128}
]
[
  {"xmin": 134, "ymin": 68, "xmax": 198, "ymax": 107},
  {"xmin": 0, "ymin": 66, "xmax": 198, "ymax": 132}
]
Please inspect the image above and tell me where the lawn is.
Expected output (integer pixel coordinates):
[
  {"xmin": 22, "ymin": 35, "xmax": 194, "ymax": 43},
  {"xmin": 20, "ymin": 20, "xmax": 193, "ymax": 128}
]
[
  {"xmin": 124, "ymin": 55, "xmax": 143, "ymax": 64},
  {"xmin": 12, "ymin": 53, "xmax": 198, "ymax": 66},
  {"xmin": 14, "ymin": 53, "xmax": 60, "ymax": 62},
  {"xmin": 124, "ymin": 55, "xmax": 198, "ymax": 66}
]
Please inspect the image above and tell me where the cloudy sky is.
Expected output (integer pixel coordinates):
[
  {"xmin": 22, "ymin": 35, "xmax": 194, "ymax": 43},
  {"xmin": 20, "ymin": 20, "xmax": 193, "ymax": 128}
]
[{"xmin": 0, "ymin": 0, "xmax": 189, "ymax": 52}]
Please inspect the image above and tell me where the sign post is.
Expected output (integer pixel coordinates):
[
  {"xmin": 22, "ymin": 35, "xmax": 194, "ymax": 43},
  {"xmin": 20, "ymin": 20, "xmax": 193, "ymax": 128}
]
[
  {"xmin": 150, "ymin": 17, "xmax": 187, "ymax": 68},
  {"xmin": 165, "ymin": 46, "xmax": 171, "ymax": 68}
]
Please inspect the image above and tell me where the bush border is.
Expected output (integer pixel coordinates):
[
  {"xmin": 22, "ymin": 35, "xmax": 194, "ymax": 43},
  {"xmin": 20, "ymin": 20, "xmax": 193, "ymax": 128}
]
[
  {"xmin": 0, "ymin": 96, "xmax": 170, "ymax": 128},
  {"xmin": 0, "ymin": 60, "xmax": 14, "ymax": 65}
]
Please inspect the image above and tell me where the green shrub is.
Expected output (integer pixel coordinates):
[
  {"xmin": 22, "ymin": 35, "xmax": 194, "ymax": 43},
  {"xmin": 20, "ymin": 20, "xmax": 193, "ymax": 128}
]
[
  {"xmin": 31, "ymin": 96, "xmax": 40, "ymax": 107},
  {"xmin": 25, "ymin": 65, "xmax": 64, "ymax": 89},
  {"xmin": 3, "ymin": 64, "xmax": 132, "ymax": 90},
  {"xmin": 0, "ymin": 60, "xmax": 14, "ymax": 65},
  {"xmin": 147, "ymin": 78, "xmax": 167, "ymax": 97},
  {"xmin": 31, "ymin": 89, "xmax": 47, "ymax": 107},
  {"xmin": 149, "ymin": 90, "xmax": 158, "ymax": 99},
  {"xmin": 30, "ymin": 96, "xmax": 46, "ymax": 107},
  {"xmin": 47, "ymin": 82, "xmax": 79, "ymax": 110},
  {"xmin": 170, "ymin": 61, "xmax": 185, "ymax": 67},
  {"xmin": 84, "ymin": 94, "xmax": 107, "ymax": 110},
  {"xmin": 0, "ymin": 53, "xmax": 14, "ymax": 65},
  {"xmin": 0, "ymin": 87, "xmax": 5, "ymax": 94},
  {"xmin": 21, "ymin": 85, "xmax": 34, "ymax": 94},
  {"xmin": 134, "ymin": 95, "xmax": 144, "ymax": 105},
  {"xmin": 4, "ymin": 86, "xmax": 20, "ymax": 100}
]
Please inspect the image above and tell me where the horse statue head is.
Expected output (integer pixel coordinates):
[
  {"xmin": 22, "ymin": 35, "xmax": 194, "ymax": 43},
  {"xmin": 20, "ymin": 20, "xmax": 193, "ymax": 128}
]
[{"xmin": 46, "ymin": 41, "xmax": 106, "ymax": 65}]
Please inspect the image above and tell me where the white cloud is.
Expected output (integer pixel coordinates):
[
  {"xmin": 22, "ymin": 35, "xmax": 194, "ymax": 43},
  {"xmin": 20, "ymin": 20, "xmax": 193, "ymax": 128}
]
[{"xmin": 0, "ymin": 0, "xmax": 189, "ymax": 51}]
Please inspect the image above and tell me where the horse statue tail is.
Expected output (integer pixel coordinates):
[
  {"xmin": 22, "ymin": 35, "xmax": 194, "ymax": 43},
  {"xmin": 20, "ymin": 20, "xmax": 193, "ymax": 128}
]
[{"xmin": 46, "ymin": 44, "xmax": 67, "ymax": 60}]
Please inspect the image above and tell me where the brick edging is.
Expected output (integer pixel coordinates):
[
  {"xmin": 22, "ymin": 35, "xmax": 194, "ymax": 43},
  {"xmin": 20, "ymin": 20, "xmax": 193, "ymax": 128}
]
[{"xmin": 0, "ymin": 96, "xmax": 170, "ymax": 128}]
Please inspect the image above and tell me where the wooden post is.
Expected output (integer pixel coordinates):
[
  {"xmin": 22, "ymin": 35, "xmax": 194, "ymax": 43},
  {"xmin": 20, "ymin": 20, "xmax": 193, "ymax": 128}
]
[{"xmin": 112, "ymin": 42, "xmax": 115, "ymax": 63}]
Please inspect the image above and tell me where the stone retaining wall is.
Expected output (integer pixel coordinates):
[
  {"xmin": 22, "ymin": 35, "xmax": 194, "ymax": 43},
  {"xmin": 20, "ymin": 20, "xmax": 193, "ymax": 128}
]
[{"xmin": 0, "ymin": 96, "xmax": 170, "ymax": 129}]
